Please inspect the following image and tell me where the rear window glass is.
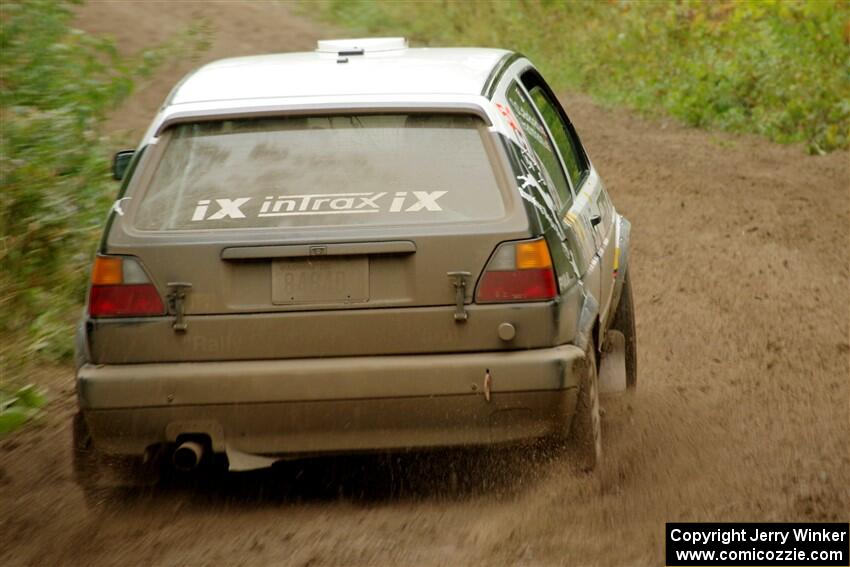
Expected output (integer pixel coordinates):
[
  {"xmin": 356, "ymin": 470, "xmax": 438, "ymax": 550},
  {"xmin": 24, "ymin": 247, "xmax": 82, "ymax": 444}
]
[{"xmin": 133, "ymin": 114, "xmax": 506, "ymax": 230}]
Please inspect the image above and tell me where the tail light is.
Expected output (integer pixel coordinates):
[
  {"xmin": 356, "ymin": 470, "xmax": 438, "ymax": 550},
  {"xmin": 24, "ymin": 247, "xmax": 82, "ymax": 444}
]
[
  {"xmin": 476, "ymin": 238, "xmax": 558, "ymax": 303},
  {"xmin": 88, "ymin": 255, "xmax": 165, "ymax": 317}
]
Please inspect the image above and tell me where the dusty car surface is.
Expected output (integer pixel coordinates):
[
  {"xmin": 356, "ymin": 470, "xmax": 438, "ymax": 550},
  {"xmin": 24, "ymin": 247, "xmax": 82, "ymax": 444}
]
[{"xmin": 73, "ymin": 37, "xmax": 636, "ymax": 493}]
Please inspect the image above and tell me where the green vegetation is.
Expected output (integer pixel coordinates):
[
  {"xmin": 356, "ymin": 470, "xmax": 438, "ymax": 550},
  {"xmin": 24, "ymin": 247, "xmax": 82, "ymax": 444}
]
[
  {"xmin": 0, "ymin": 385, "xmax": 46, "ymax": 435},
  {"xmin": 0, "ymin": 1, "xmax": 208, "ymax": 406},
  {"xmin": 315, "ymin": 0, "xmax": 850, "ymax": 153}
]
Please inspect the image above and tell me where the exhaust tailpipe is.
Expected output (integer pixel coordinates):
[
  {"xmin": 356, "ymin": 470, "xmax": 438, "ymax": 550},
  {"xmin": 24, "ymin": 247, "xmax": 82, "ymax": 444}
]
[{"xmin": 173, "ymin": 440, "xmax": 204, "ymax": 472}]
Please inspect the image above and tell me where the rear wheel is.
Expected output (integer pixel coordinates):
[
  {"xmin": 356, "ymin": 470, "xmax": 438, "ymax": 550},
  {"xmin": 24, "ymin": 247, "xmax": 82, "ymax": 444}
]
[
  {"xmin": 568, "ymin": 338, "xmax": 602, "ymax": 472},
  {"xmin": 611, "ymin": 270, "xmax": 637, "ymax": 389},
  {"xmin": 72, "ymin": 412, "xmax": 161, "ymax": 505}
]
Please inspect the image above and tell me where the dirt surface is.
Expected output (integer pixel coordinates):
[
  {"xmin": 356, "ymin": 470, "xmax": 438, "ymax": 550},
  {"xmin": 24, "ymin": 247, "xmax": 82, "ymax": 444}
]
[{"xmin": 2, "ymin": 2, "xmax": 848, "ymax": 566}]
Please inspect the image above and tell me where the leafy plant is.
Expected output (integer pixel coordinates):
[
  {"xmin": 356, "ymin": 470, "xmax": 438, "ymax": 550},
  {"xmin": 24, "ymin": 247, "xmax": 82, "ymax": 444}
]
[
  {"xmin": 0, "ymin": 385, "xmax": 46, "ymax": 436},
  {"xmin": 0, "ymin": 1, "xmax": 210, "ymax": 398}
]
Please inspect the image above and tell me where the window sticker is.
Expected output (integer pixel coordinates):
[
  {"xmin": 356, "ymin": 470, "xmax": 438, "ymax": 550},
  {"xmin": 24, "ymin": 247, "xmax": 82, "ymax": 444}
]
[
  {"xmin": 496, "ymin": 98, "xmax": 566, "ymax": 242},
  {"xmin": 496, "ymin": 86, "xmax": 590, "ymax": 280},
  {"xmin": 188, "ymin": 191, "xmax": 448, "ymax": 222},
  {"xmin": 111, "ymin": 197, "xmax": 131, "ymax": 217}
]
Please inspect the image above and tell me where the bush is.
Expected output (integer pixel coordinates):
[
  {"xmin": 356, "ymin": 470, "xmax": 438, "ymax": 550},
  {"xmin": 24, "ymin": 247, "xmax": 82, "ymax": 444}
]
[
  {"xmin": 0, "ymin": 385, "xmax": 46, "ymax": 435},
  {"xmin": 313, "ymin": 0, "xmax": 850, "ymax": 153},
  {"xmin": 0, "ymin": 0, "xmax": 209, "ymax": 385}
]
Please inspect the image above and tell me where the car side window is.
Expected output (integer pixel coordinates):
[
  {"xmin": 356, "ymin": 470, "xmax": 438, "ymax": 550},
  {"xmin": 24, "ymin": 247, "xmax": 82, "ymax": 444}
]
[
  {"xmin": 505, "ymin": 82, "xmax": 573, "ymax": 210},
  {"xmin": 522, "ymin": 73, "xmax": 590, "ymax": 191}
]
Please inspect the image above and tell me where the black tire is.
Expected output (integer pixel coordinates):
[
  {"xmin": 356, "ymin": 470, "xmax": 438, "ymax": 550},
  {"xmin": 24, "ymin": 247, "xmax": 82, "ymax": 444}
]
[
  {"xmin": 568, "ymin": 337, "xmax": 602, "ymax": 472},
  {"xmin": 611, "ymin": 270, "xmax": 637, "ymax": 389},
  {"xmin": 72, "ymin": 411, "xmax": 109, "ymax": 505},
  {"xmin": 72, "ymin": 412, "xmax": 160, "ymax": 506}
]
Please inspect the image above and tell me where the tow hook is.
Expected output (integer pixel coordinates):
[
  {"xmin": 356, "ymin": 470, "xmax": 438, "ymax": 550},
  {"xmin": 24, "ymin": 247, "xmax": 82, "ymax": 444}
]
[
  {"xmin": 447, "ymin": 271, "xmax": 471, "ymax": 323},
  {"xmin": 167, "ymin": 282, "xmax": 192, "ymax": 333}
]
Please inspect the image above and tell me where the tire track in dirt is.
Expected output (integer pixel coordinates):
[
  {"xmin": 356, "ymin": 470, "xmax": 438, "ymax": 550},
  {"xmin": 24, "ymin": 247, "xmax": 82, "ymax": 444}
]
[{"xmin": 1, "ymin": 3, "xmax": 847, "ymax": 566}]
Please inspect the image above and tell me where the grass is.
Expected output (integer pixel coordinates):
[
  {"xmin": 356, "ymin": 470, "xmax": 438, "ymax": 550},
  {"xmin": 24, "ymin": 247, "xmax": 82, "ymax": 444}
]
[{"xmin": 313, "ymin": 0, "xmax": 850, "ymax": 154}]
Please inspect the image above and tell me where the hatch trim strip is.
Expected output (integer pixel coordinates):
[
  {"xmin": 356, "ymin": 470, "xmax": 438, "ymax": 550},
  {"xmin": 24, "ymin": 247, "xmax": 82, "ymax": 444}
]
[{"xmin": 221, "ymin": 240, "xmax": 416, "ymax": 260}]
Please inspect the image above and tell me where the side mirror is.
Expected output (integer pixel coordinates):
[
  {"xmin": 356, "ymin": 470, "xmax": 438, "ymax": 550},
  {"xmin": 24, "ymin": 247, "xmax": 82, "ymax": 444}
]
[{"xmin": 112, "ymin": 150, "xmax": 135, "ymax": 181}]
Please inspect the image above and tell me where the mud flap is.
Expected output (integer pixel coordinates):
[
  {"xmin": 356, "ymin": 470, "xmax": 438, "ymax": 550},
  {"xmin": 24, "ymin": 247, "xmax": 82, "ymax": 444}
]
[
  {"xmin": 225, "ymin": 445, "xmax": 279, "ymax": 471},
  {"xmin": 598, "ymin": 330, "xmax": 627, "ymax": 394}
]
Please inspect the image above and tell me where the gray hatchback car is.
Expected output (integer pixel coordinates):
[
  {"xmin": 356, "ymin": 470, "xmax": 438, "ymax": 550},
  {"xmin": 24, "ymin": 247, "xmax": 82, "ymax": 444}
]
[{"xmin": 73, "ymin": 38, "xmax": 636, "ymax": 494}]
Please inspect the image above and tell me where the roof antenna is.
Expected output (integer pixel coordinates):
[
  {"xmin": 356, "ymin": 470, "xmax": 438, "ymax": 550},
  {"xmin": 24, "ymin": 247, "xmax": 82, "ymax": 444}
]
[
  {"xmin": 337, "ymin": 47, "xmax": 363, "ymax": 63},
  {"xmin": 317, "ymin": 38, "xmax": 407, "ymax": 54}
]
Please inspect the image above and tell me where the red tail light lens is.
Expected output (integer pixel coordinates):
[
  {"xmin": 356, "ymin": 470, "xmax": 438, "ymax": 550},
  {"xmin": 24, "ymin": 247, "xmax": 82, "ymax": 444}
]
[
  {"xmin": 88, "ymin": 256, "xmax": 164, "ymax": 317},
  {"xmin": 89, "ymin": 284, "xmax": 165, "ymax": 317},
  {"xmin": 476, "ymin": 239, "xmax": 558, "ymax": 303},
  {"xmin": 477, "ymin": 268, "xmax": 557, "ymax": 302}
]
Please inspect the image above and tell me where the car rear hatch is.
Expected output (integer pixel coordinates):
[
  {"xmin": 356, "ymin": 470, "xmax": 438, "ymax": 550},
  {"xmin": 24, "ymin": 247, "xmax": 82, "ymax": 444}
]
[{"xmin": 91, "ymin": 112, "xmax": 558, "ymax": 363}]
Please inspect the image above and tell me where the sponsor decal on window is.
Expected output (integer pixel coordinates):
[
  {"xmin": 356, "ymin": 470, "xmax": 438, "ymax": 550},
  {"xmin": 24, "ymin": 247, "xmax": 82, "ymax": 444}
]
[{"xmin": 189, "ymin": 191, "xmax": 448, "ymax": 222}]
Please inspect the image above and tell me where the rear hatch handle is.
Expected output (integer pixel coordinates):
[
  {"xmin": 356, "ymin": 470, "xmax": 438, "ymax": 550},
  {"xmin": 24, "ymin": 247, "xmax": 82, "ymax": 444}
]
[{"xmin": 221, "ymin": 240, "xmax": 416, "ymax": 261}]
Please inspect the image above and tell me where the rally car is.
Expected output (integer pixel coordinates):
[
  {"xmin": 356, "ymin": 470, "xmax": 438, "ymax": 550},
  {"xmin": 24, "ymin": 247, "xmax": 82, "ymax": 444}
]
[{"xmin": 73, "ymin": 37, "xmax": 636, "ymax": 495}]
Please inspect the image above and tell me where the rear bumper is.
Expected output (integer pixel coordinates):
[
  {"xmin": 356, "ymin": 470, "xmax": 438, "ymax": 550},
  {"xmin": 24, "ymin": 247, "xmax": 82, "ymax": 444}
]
[{"xmin": 77, "ymin": 345, "xmax": 584, "ymax": 457}]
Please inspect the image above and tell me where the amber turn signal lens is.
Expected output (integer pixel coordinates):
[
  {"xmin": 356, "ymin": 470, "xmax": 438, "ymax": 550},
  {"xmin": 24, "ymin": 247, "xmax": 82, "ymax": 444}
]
[
  {"xmin": 91, "ymin": 256, "xmax": 123, "ymax": 285},
  {"xmin": 515, "ymin": 239, "xmax": 552, "ymax": 270}
]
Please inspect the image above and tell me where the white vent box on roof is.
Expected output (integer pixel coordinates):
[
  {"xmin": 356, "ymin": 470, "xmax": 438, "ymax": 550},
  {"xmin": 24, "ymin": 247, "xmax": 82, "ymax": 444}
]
[{"xmin": 316, "ymin": 37, "xmax": 408, "ymax": 54}]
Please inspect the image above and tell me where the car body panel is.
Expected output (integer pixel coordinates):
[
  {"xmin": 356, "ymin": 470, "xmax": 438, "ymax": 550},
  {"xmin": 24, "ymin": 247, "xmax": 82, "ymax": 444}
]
[
  {"xmin": 87, "ymin": 302, "xmax": 567, "ymax": 364},
  {"xmin": 85, "ymin": 390, "xmax": 574, "ymax": 457},
  {"xmin": 78, "ymin": 344, "xmax": 582, "ymax": 456},
  {"xmin": 167, "ymin": 48, "xmax": 512, "ymax": 106}
]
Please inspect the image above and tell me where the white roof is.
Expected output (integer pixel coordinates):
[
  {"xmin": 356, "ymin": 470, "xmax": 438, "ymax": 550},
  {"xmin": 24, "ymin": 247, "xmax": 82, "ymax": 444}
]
[{"xmin": 169, "ymin": 44, "xmax": 510, "ymax": 106}]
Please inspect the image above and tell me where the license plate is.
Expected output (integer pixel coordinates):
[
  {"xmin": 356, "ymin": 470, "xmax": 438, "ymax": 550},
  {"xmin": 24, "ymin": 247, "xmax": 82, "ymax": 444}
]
[{"xmin": 271, "ymin": 257, "xmax": 369, "ymax": 305}]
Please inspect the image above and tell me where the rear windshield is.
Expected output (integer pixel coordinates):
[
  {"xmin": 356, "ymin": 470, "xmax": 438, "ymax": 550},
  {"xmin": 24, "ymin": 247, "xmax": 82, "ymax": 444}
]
[{"xmin": 133, "ymin": 114, "xmax": 506, "ymax": 231}]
